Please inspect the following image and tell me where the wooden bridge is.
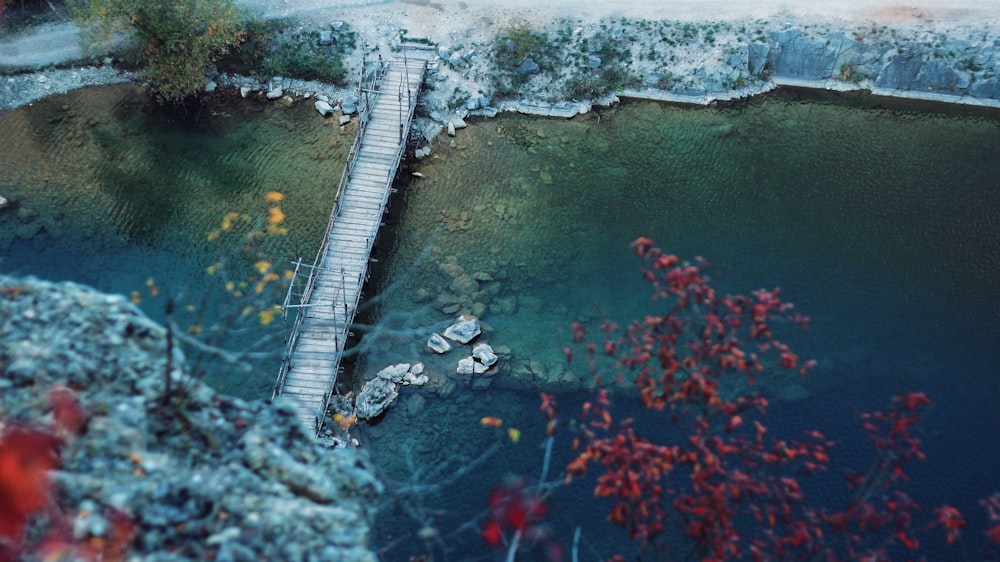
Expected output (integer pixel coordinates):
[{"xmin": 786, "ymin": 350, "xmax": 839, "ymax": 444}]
[{"xmin": 272, "ymin": 47, "xmax": 433, "ymax": 433}]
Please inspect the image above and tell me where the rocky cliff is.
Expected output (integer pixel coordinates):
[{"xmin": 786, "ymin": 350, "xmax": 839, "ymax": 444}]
[{"xmin": 0, "ymin": 275, "xmax": 381, "ymax": 561}]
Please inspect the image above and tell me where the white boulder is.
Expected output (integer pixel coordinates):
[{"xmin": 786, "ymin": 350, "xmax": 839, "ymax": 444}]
[
  {"xmin": 315, "ymin": 100, "xmax": 335, "ymax": 116},
  {"xmin": 443, "ymin": 315, "xmax": 481, "ymax": 344},
  {"xmin": 472, "ymin": 343, "xmax": 498, "ymax": 368},
  {"xmin": 427, "ymin": 333, "xmax": 452, "ymax": 354}
]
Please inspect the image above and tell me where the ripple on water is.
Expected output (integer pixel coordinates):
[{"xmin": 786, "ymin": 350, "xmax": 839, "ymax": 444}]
[{"xmin": 0, "ymin": 84, "xmax": 350, "ymax": 397}]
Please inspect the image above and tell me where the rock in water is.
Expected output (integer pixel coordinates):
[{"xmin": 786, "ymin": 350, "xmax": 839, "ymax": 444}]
[
  {"xmin": 315, "ymin": 100, "xmax": 335, "ymax": 116},
  {"xmin": 427, "ymin": 333, "xmax": 452, "ymax": 354},
  {"xmin": 354, "ymin": 377, "xmax": 399, "ymax": 420},
  {"xmin": 456, "ymin": 356, "xmax": 487, "ymax": 375},
  {"xmin": 376, "ymin": 363, "xmax": 411, "ymax": 383},
  {"xmin": 443, "ymin": 315, "xmax": 481, "ymax": 344},
  {"xmin": 472, "ymin": 343, "xmax": 498, "ymax": 368}
]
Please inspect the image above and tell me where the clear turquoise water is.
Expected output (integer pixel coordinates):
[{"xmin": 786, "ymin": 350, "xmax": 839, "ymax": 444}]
[
  {"xmin": 2, "ymin": 86, "xmax": 999, "ymax": 560},
  {"xmin": 359, "ymin": 92, "xmax": 1000, "ymax": 560},
  {"xmin": 0, "ymin": 85, "xmax": 349, "ymax": 396}
]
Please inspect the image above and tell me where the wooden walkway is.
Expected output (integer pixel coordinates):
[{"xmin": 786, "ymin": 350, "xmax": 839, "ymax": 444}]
[{"xmin": 272, "ymin": 47, "xmax": 432, "ymax": 433}]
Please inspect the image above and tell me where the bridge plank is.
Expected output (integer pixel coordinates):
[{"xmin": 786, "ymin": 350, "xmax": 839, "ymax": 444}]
[{"xmin": 273, "ymin": 49, "xmax": 430, "ymax": 435}]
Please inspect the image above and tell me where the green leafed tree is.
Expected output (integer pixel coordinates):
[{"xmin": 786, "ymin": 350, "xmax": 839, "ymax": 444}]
[{"xmin": 71, "ymin": 0, "xmax": 246, "ymax": 103}]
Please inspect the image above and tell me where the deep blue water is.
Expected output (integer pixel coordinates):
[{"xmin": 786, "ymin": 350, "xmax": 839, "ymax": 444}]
[{"xmin": 359, "ymin": 91, "xmax": 1000, "ymax": 561}]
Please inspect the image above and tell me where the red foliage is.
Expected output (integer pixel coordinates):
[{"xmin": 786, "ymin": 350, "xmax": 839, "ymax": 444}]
[
  {"xmin": 982, "ymin": 493, "xmax": 1000, "ymax": 546},
  {"xmin": 564, "ymin": 240, "xmax": 830, "ymax": 557},
  {"xmin": 0, "ymin": 386, "xmax": 133, "ymax": 561},
  {"xmin": 482, "ymin": 479, "xmax": 561, "ymax": 560},
  {"xmin": 0, "ymin": 425, "xmax": 60, "ymax": 541},
  {"xmin": 554, "ymin": 239, "xmax": 991, "ymax": 561}
]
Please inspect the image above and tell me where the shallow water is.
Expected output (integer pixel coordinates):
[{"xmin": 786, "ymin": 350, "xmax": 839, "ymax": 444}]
[
  {"xmin": 359, "ymin": 92, "xmax": 1000, "ymax": 559},
  {"xmin": 0, "ymin": 85, "xmax": 350, "ymax": 396}
]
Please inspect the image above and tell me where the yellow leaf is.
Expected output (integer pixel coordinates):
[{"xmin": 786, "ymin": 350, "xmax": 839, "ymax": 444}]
[
  {"xmin": 263, "ymin": 272, "xmax": 279, "ymax": 283},
  {"xmin": 254, "ymin": 260, "xmax": 271, "ymax": 275},
  {"xmin": 131, "ymin": 291, "xmax": 141, "ymax": 305},
  {"xmin": 265, "ymin": 191, "xmax": 284, "ymax": 203},
  {"xmin": 480, "ymin": 417, "xmax": 503, "ymax": 427},
  {"xmin": 284, "ymin": 269, "xmax": 295, "ymax": 279},
  {"xmin": 267, "ymin": 207, "xmax": 285, "ymax": 225},
  {"xmin": 259, "ymin": 309, "xmax": 275, "ymax": 325},
  {"xmin": 225, "ymin": 281, "xmax": 235, "ymax": 292},
  {"xmin": 221, "ymin": 212, "xmax": 240, "ymax": 231},
  {"xmin": 507, "ymin": 428, "xmax": 521, "ymax": 444},
  {"xmin": 206, "ymin": 263, "xmax": 220, "ymax": 276},
  {"xmin": 188, "ymin": 324, "xmax": 202, "ymax": 335},
  {"xmin": 207, "ymin": 230, "xmax": 220, "ymax": 241}
]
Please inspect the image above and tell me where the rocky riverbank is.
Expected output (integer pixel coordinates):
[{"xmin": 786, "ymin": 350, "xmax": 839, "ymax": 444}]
[
  {"xmin": 3, "ymin": 6, "xmax": 1000, "ymax": 119},
  {"xmin": 0, "ymin": 275, "xmax": 382, "ymax": 560}
]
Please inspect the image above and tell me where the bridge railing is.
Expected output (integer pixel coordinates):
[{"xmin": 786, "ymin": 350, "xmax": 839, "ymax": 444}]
[
  {"xmin": 272, "ymin": 55, "xmax": 389, "ymax": 403},
  {"xmin": 272, "ymin": 50, "xmax": 431, "ymax": 433},
  {"xmin": 313, "ymin": 55, "xmax": 426, "ymax": 426}
]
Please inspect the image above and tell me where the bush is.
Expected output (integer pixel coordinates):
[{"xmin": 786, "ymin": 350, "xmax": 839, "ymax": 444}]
[
  {"xmin": 268, "ymin": 30, "xmax": 347, "ymax": 84},
  {"xmin": 71, "ymin": 0, "xmax": 247, "ymax": 103}
]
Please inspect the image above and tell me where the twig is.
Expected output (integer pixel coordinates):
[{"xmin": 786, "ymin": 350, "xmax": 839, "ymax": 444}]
[
  {"xmin": 163, "ymin": 298, "xmax": 174, "ymax": 408},
  {"xmin": 169, "ymin": 322, "xmax": 281, "ymax": 366},
  {"xmin": 505, "ymin": 529, "xmax": 523, "ymax": 562},
  {"xmin": 572, "ymin": 526, "xmax": 581, "ymax": 562}
]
